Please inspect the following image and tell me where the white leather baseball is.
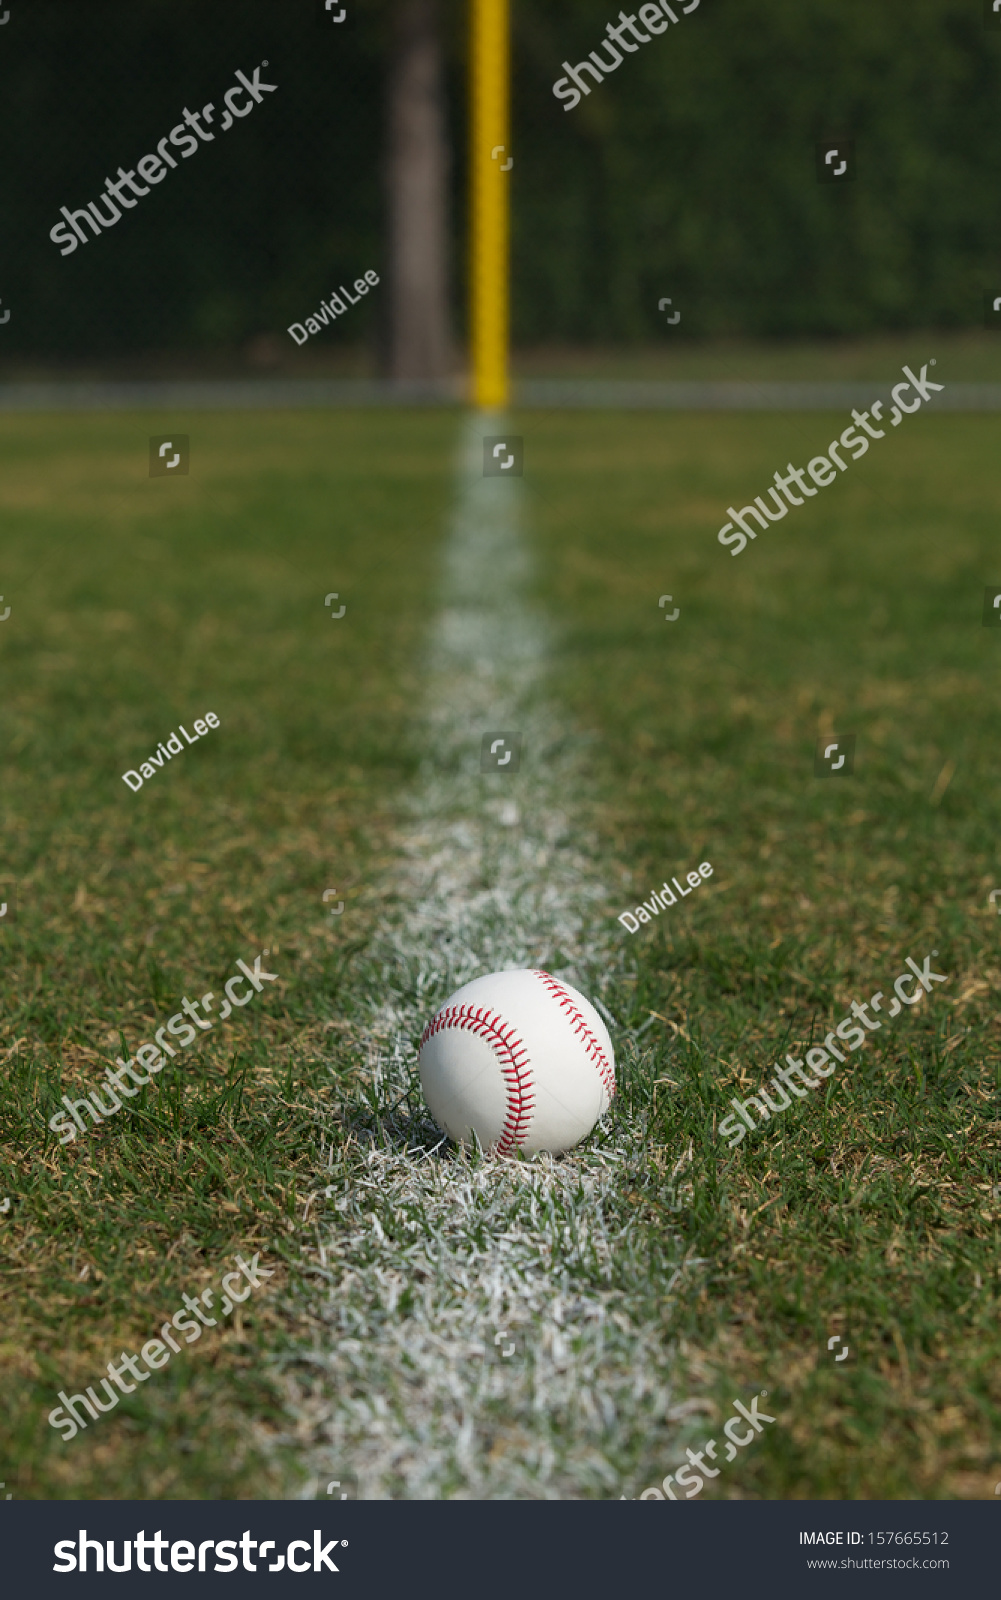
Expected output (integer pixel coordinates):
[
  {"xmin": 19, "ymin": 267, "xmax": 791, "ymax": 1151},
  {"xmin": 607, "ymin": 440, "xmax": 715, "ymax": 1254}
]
[{"xmin": 418, "ymin": 969, "xmax": 616, "ymax": 1155}]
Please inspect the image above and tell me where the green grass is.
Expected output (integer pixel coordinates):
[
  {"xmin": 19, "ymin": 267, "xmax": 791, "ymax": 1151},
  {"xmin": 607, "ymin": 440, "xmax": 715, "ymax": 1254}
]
[
  {"xmin": 525, "ymin": 405, "xmax": 1001, "ymax": 1498},
  {"xmin": 1, "ymin": 399, "xmax": 999, "ymax": 1499},
  {"xmin": 0, "ymin": 409, "xmax": 455, "ymax": 1498}
]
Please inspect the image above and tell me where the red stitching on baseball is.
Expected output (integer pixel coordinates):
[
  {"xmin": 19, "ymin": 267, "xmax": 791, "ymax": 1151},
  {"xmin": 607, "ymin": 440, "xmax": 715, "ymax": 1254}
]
[
  {"xmin": 420, "ymin": 1003, "xmax": 534, "ymax": 1155},
  {"xmin": 530, "ymin": 970, "xmax": 616, "ymax": 1103}
]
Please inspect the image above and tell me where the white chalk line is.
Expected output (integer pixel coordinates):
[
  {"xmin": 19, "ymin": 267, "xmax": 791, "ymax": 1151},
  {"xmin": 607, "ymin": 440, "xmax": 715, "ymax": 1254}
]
[{"xmin": 280, "ymin": 416, "xmax": 702, "ymax": 1500}]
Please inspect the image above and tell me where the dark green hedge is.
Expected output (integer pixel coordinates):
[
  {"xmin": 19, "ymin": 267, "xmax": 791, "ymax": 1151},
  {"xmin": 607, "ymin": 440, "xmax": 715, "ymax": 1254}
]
[{"xmin": 1, "ymin": 0, "xmax": 998, "ymax": 355}]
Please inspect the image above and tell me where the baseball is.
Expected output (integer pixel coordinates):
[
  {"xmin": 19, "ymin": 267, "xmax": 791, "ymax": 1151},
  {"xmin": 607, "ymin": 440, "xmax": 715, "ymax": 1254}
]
[{"xmin": 418, "ymin": 968, "xmax": 616, "ymax": 1155}]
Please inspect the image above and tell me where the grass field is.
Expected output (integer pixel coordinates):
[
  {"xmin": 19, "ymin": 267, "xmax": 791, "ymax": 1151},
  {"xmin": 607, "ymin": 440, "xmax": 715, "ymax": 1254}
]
[{"xmin": 1, "ymin": 395, "xmax": 999, "ymax": 1500}]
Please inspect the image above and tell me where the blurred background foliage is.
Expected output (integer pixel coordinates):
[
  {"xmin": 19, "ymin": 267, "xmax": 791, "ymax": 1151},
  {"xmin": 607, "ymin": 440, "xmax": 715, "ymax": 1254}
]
[{"xmin": 1, "ymin": 0, "xmax": 1000, "ymax": 365}]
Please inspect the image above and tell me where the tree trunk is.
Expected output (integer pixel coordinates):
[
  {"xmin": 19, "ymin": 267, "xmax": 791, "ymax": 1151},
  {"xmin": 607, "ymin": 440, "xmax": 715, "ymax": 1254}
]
[{"xmin": 384, "ymin": 0, "xmax": 451, "ymax": 381}]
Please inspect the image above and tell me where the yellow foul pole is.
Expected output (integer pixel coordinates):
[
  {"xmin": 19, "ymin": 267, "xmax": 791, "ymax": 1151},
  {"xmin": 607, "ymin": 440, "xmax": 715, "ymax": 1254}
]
[{"xmin": 470, "ymin": 0, "xmax": 510, "ymax": 409}]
